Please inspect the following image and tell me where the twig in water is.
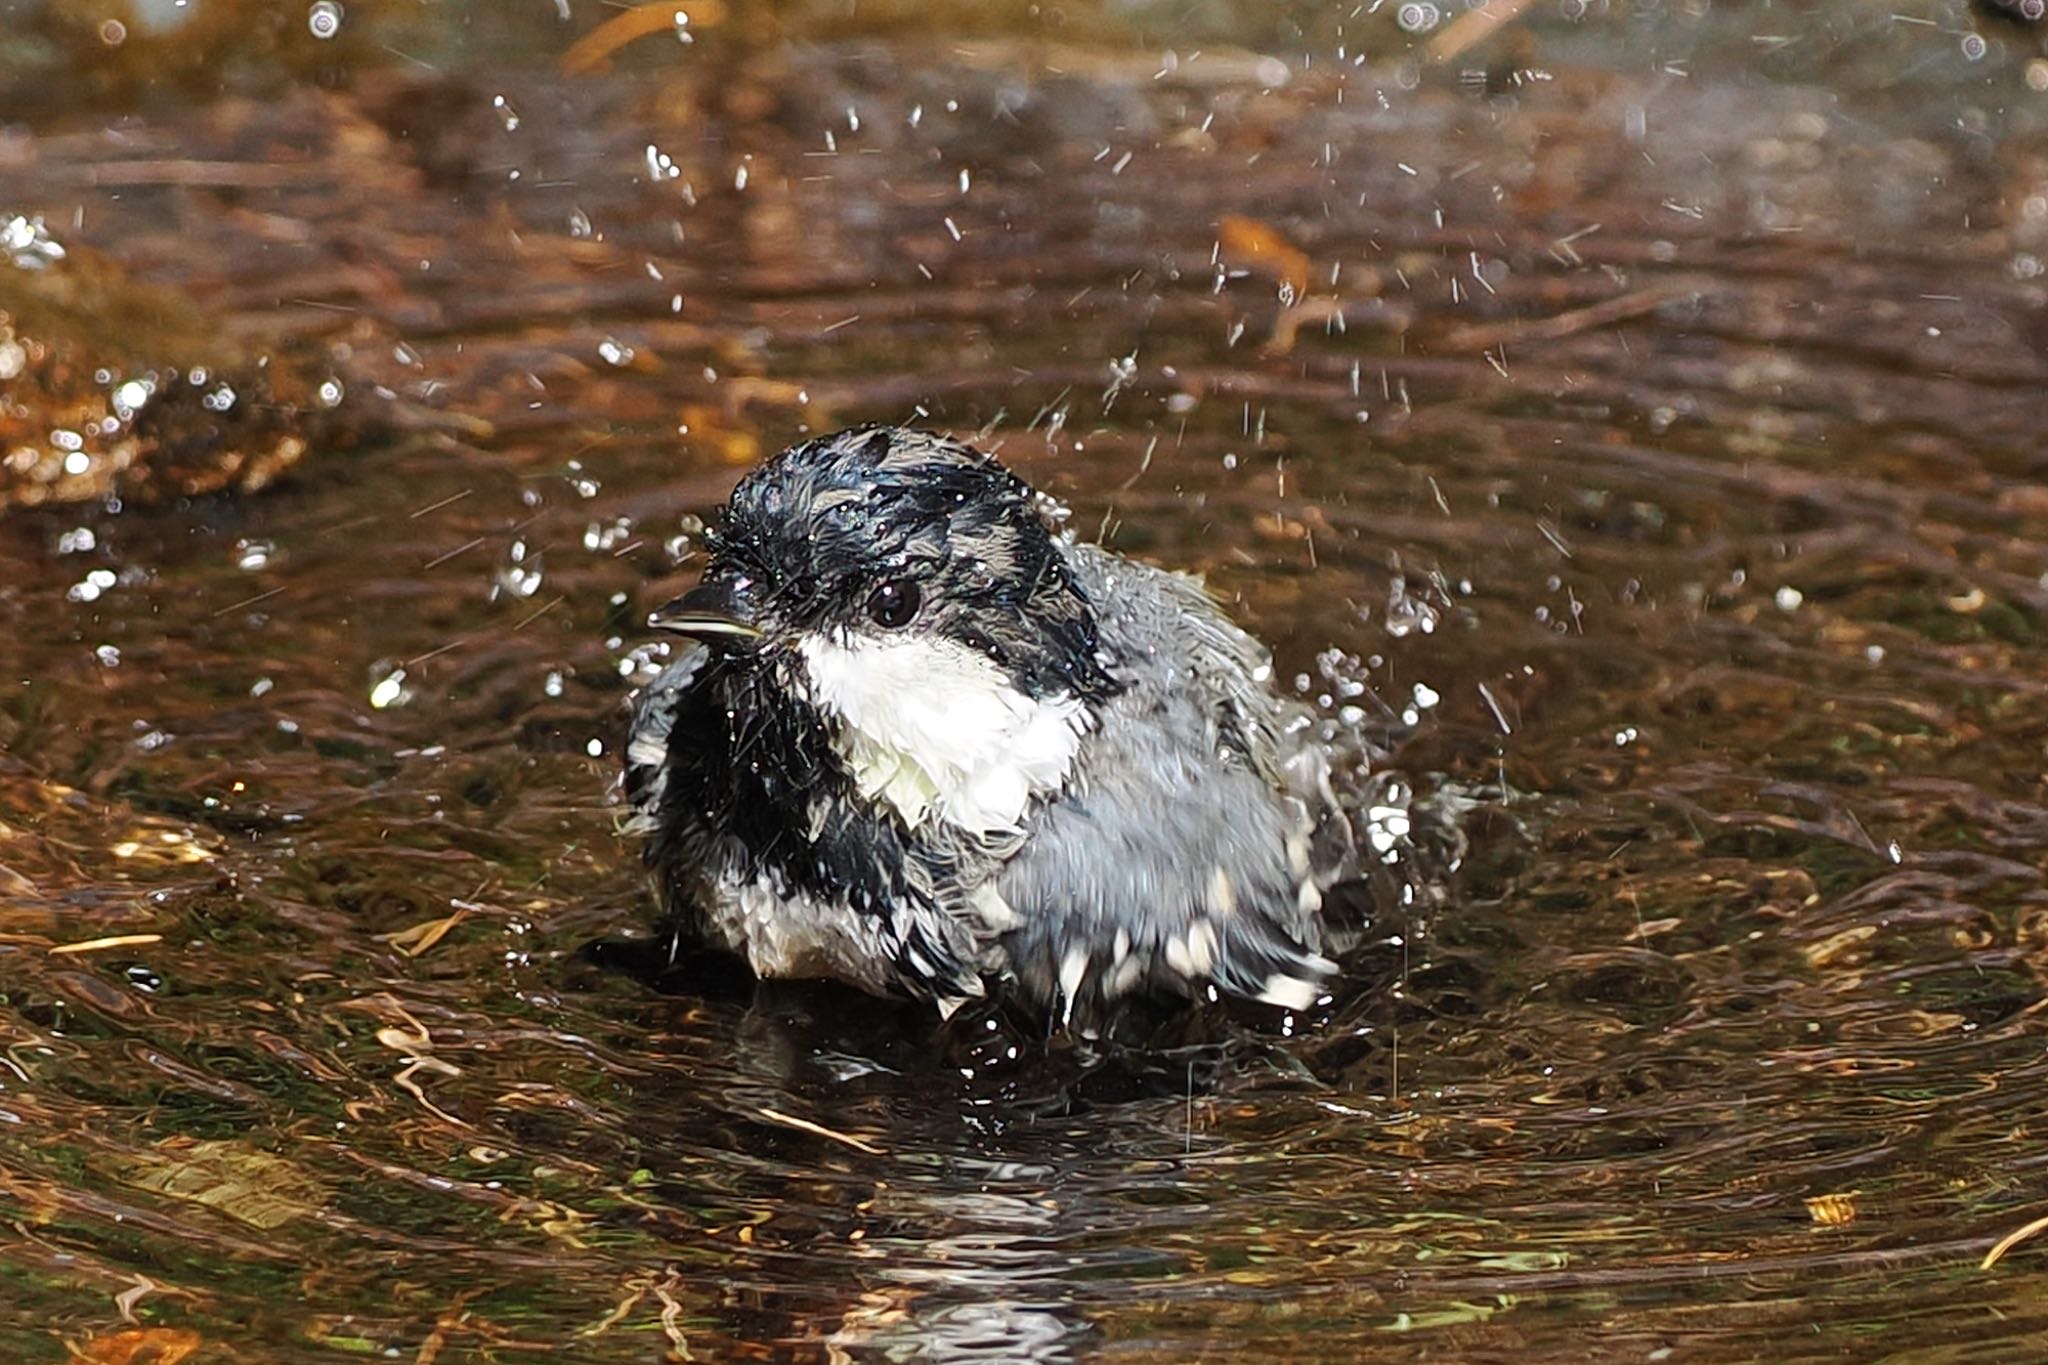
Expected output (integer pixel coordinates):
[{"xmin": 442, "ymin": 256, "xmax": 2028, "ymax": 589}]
[
  {"xmin": 755, "ymin": 1107, "xmax": 885, "ymax": 1155},
  {"xmin": 1982, "ymin": 1211, "xmax": 2048, "ymax": 1270}
]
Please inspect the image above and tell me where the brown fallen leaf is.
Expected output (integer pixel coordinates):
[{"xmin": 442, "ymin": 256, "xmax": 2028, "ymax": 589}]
[
  {"xmin": 1804, "ymin": 1192, "xmax": 1859, "ymax": 1227},
  {"xmin": 1804, "ymin": 924, "xmax": 1877, "ymax": 968},
  {"xmin": 561, "ymin": 1, "xmax": 729, "ymax": 76},
  {"xmin": 677, "ymin": 402, "xmax": 766, "ymax": 464},
  {"xmin": 1218, "ymin": 214, "xmax": 1312, "ymax": 301},
  {"xmin": 106, "ymin": 1139, "xmax": 325, "ymax": 1231},
  {"xmin": 64, "ymin": 1328, "xmax": 205, "ymax": 1365},
  {"xmin": 1428, "ymin": 0, "xmax": 1540, "ymax": 63},
  {"xmin": 377, "ymin": 907, "xmax": 471, "ymax": 958}
]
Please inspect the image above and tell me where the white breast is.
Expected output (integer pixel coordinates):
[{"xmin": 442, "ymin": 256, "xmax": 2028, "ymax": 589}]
[{"xmin": 798, "ymin": 631, "xmax": 1087, "ymax": 835}]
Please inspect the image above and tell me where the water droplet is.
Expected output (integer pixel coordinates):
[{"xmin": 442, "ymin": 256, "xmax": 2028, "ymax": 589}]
[
  {"xmin": 1366, "ymin": 804, "xmax": 1412, "ymax": 859},
  {"xmin": 493, "ymin": 95, "xmax": 521, "ymax": 131},
  {"xmin": 111, "ymin": 378, "xmax": 153, "ymax": 418},
  {"xmin": 1396, "ymin": 3, "xmax": 1440, "ymax": 33},
  {"xmin": 369, "ymin": 669, "xmax": 409, "ymax": 710},
  {"xmin": 644, "ymin": 143, "xmax": 680, "ymax": 181},
  {"xmin": 2, "ymin": 214, "xmax": 66, "ymax": 268},
  {"xmin": 307, "ymin": 1, "xmax": 344, "ymax": 40},
  {"xmin": 494, "ymin": 541, "xmax": 545, "ymax": 599},
  {"xmin": 583, "ymin": 516, "xmax": 634, "ymax": 552},
  {"xmin": 1383, "ymin": 576, "xmax": 1440, "ymax": 637}
]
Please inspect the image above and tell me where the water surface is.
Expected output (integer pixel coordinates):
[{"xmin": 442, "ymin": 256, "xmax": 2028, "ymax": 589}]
[{"xmin": 3, "ymin": 3, "xmax": 2048, "ymax": 1359}]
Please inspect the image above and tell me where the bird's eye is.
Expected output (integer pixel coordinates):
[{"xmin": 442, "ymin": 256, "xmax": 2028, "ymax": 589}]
[{"xmin": 866, "ymin": 579, "xmax": 922, "ymax": 629}]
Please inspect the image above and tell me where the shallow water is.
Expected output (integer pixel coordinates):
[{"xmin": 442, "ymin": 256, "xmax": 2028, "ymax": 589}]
[{"xmin": 4, "ymin": 2, "xmax": 2048, "ymax": 1360}]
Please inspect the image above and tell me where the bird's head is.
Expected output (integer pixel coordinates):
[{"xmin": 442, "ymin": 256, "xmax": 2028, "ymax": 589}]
[{"xmin": 650, "ymin": 425, "xmax": 1119, "ymax": 835}]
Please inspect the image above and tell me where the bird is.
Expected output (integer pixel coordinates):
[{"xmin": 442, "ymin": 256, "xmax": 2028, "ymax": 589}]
[{"xmin": 620, "ymin": 424, "xmax": 1354, "ymax": 1031}]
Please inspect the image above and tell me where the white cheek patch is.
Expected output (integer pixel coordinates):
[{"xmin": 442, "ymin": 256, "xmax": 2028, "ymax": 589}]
[{"xmin": 798, "ymin": 630, "xmax": 1087, "ymax": 835}]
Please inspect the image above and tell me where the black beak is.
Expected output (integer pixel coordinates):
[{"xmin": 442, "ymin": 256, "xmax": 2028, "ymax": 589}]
[{"xmin": 648, "ymin": 576, "xmax": 763, "ymax": 642}]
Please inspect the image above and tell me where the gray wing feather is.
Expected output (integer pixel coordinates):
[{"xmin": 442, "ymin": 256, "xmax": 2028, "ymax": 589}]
[{"xmin": 996, "ymin": 544, "xmax": 1338, "ymax": 1024}]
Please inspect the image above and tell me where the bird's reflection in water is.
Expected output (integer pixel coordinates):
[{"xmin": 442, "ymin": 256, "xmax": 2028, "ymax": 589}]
[
  {"xmin": 828, "ymin": 1182, "xmax": 1090, "ymax": 1363},
  {"xmin": 593, "ymin": 944, "xmax": 1300, "ymax": 1361}
]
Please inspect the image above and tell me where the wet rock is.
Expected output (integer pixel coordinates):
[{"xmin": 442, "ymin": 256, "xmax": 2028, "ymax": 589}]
[{"xmin": 0, "ymin": 213, "xmax": 359, "ymax": 512}]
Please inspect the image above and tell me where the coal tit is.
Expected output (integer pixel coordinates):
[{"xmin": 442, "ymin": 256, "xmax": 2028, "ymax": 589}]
[{"xmin": 622, "ymin": 425, "xmax": 1353, "ymax": 1029}]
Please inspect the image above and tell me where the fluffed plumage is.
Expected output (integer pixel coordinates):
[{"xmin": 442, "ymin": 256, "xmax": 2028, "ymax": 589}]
[{"xmin": 622, "ymin": 425, "xmax": 1353, "ymax": 1029}]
